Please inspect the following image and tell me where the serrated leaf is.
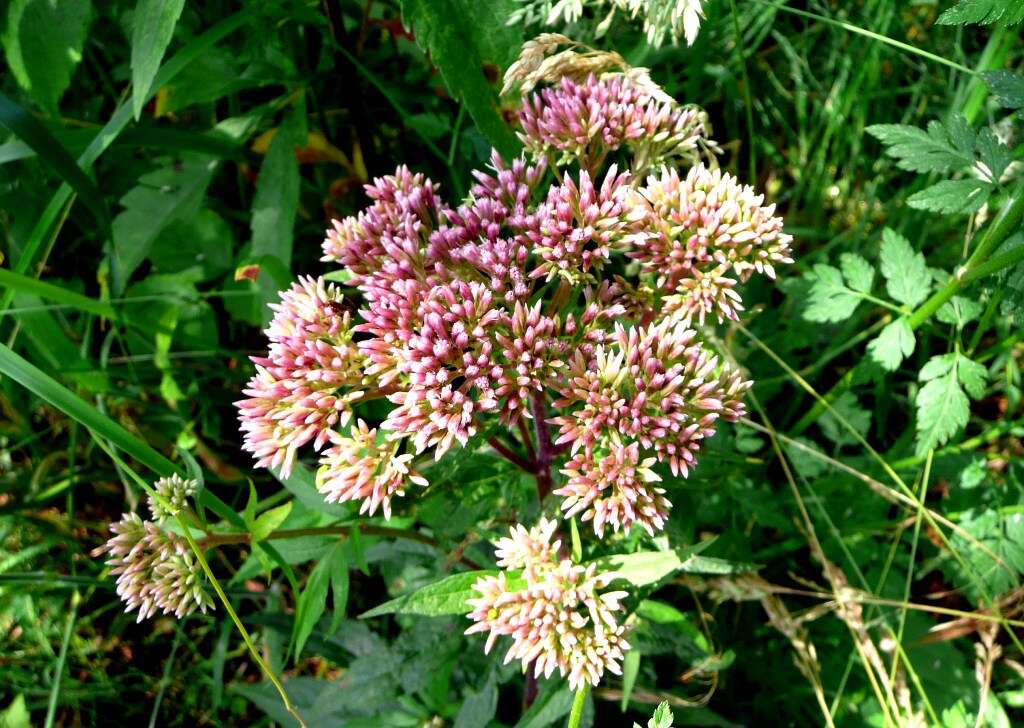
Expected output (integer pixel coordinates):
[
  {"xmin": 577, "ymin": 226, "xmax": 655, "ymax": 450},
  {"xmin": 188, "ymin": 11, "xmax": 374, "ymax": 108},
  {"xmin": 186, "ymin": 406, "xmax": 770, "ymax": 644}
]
[
  {"xmin": 251, "ymin": 502, "xmax": 292, "ymax": 544},
  {"xmin": 868, "ymin": 318, "xmax": 915, "ymax": 371},
  {"xmin": 957, "ymin": 355, "xmax": 988, "ymax": 399},
  {"xmin": 400, "ymin": 0, "xmax": 520, "ymax": 158},
  {"xmin": 839, "ymin": 252, "xmax": 874, "ymax": 293},
  {"xmin": 866, "ymin": 121, "xmax": 973, "ymax": 174},
  {"xmin": 130, "ymin": 0, "xmax": 187, "ymax": 120},
  {"xmin": 908, "ymin": 179, "xmax": 991, "ymax": 215},
  {"xmin": 360, "ymin": 570, "xmax": 502, "ymax": 618},
  {"xmin": 945, "ymin": 511, "xmax": 1024, "ymax": 602},
  {"xmin": 982, "ymin": 70, "xmax": 1024, "ymax": 110},
  {"xmin": 916, "ymin": 358, "xmax": 970, "ymax": 455},
  {"xmin": 976, "ymin": 128, "xmax": 1012, "ymax": 181},
  {"xmin": 879, "ymin": 228, "xmax": 931, "ymax": 308},
  {"xmin": 820, "ymin": 391, "xmax": 871, "ymax": 447},
  {"xmin": 803, "ymin": 264, "xmax": 860, "ymax": 323},
  {"xmin": 1, "ymin": 0, "xmax": 93, "ymax": 112},
  {"xmin": 936, "ymin": 296, "xmax": 983, "ymax": 328},
  {"xmin": 937, "ymin": 0, "xmax": 1024, "ymax": 26}
]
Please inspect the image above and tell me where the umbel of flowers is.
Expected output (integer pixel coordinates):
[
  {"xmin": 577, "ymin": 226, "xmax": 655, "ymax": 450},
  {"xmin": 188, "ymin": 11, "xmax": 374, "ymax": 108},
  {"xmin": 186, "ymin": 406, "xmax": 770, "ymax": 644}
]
[
  {"xmin": 235, "ymin": 38, "xmax": 791, "ymax": 538},
  {"xmin": 99, "ymin": 475, "xmax": 212, "ymax": 622},
  {"xmin": 466, "ymin": 518, "xmax": 630, "ymax": 689}
]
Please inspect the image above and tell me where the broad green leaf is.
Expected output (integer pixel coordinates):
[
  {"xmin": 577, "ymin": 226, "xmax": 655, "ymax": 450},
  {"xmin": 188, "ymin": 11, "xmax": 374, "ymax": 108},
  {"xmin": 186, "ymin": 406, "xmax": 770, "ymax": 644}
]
[
  {"xmin": 867, "ymin": 119, "xmax": 974, "ymax": 174},
  {"xmin": 839, "ymin": 252, "xmax": 874, "ymax": 293},
  {"xmin": 250, "ymin": 104, "xmax": 305, "ymax": 319},
  {"xmin": 635, "ymin": 702, "xmax": 675, "ymax": 728},
  {"xmin": 111, "ymin": 156, "xmax": 218, "ymax": 293},
  {"xmin": 0, "ymin": 92, "xmax": 110, "ymax": 235},
  {"xmin": 867, "ymin": 318, "xmax": 915, "ymax": 371},
  {"xmin": 400, "ymin": 0, "xmax": 520, "ymax": 158},
  {"xmin": 0, "ymin": 694, "xmax": 30, "ymax": 728},
  {"xmin": 149, "ymin": 209, "xmax": 233, "ymax": 281},
  {"xmin": 907, "ymin": 179, "xmax": 991, "ymax": 215},
  {"xmin": 803, "ymin": 264, "xmax": 859, "ymax": 323},
  {"xmin": 1, "ymin": 0, "xmax": 92, "ymax": 112},
  {"xmin": 879, "ymin": 228, "xmax": 930, "ymax": 308},
  {"xmin": 455, "ymin": 678, "xmax": 498, "ymax": 728},
  {"xmin": 292, "ymin": 542, "xmax": 343, "ymax": 660},
  {"xmin": 514, "ymin": 685, "xmax": 574, "ymax": 728},
  {"xmin": 944, "ymin": 510, "xmax": 1024, "ymax": 602},
  {"xmin": 982, "ymin": 70, "xmax": 1024, "ymax": 110},
  {"xmin": 594, "ymin": 540, "xmax": 754, "ymax": 587},
  {"xmin": 251, "ymin": 502, "xmax": 293, "ymax": 544},
  {"xmin": 937, "ymin": 0, "xmax": 1024, "ymax": 26},
  {"xmin": 360, "ymin": 570, "xmax": 500, "ymax": 618},
  {"xmin": 130, "ymin": 0, "xmax": 187, "ymax": 120},
  {"xmin": 915, "ymin": 356, "xmax": 970, "ymax": 455}
]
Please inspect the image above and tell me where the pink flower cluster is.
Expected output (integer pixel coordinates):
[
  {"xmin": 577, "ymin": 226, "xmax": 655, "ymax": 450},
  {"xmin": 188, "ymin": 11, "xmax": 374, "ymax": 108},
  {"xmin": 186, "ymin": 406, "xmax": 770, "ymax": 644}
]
[
  {"xmin": 236, "ymin": 69, "xmax": 792, "ymax": 535},
  {"xmin": 465, "ymin": 518, "xmax": 630, "ymax": 690}
]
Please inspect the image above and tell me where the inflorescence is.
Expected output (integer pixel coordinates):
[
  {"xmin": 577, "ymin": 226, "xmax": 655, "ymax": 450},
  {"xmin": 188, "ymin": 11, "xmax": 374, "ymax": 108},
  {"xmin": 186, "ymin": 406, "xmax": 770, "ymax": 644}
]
[
  {"xmin": 465, "ymin": 518, "xmax": 630, "ymax": 689},
  {"xmin": 100, "ymin": 475, "xmax": 213, "ymax": 622},
  {"xmin": 235, "ymin": 46, "xmax": 792, "ymax": 536}
]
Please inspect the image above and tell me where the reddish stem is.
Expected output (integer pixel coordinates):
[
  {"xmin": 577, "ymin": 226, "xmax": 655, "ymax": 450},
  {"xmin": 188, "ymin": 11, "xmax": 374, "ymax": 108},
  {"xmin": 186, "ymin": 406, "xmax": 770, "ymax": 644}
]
[
  {"xmin": 530, "ymin": 394, "xmax": 556, "ymax": 501},
  {"xmin": 488, "ymin": 436, "xmax": 534, "ymax": 473}
]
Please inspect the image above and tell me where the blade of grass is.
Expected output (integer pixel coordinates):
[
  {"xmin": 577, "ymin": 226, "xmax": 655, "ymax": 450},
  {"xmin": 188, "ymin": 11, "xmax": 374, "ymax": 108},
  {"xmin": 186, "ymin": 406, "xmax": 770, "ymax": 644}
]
[
  {"xmin": 0, "ymin": 268, "xmax": 117, "ymax": 321},
  {"xmin": 0, "ymin": 92, "xmax": 110, "ymax": 237}
]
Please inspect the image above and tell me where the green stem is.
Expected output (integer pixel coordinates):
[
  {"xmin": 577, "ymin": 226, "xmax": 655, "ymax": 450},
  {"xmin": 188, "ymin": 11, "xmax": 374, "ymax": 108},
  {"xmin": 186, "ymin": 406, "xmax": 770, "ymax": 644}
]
[
  {"xmin": 567, "ymin": 684, "xmax": 589, "ymax": 728},
  {"xmin": 729, "ymin": 0, "xmax": 756, "ymax": 182},
  {"xmin": 793, "ymin": 184, "xmax": 1024, "ymax": 434}
]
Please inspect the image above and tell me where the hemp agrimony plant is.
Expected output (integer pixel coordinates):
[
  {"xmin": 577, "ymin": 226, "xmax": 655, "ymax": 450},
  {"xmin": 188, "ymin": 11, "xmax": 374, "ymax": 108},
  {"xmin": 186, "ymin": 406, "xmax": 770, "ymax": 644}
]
[{"xmin": 99, "ymin": 35, "xmax": 791, "ymax": 706}]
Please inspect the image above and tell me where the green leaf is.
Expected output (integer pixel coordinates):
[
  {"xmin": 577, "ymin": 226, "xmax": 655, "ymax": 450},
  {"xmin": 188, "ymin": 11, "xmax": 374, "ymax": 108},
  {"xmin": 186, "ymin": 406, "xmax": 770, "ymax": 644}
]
[
  {"xmin": 937, "ymin": 0, "xmax": 1024, "ymax": 26},
  {"xmin": 636, "ymin": 702, "xmax": 675, "ymax": 728},
  {"xmin": 982, "ymin": 70, "xmax": 1024, "ymax": 110},
  {"xmin": 936, "ymin": 296, "xmax": 983, "ymax": 329},
  {"xmin": 400, "ymin": 0, "xmax": 520, "ymax": 158},
  {"xmin": 0, "ymin": 343, "xmax": 176, "ymax": 476},
  {"xmin": 0, "ymin": 8, "xmax": 257, "ymax": 315},
  {"xmin": 251, "ymin": 502, "xmax": 293, "ymax": 544},
  {"xmin": 0, "ymin": 92, "xmax": 110, "ymax": 236},
  {"xmin": 839, "ymin": 252, "xmax": 874, "ymax": 293},
  {"xmin": 130, "ymin": 0, "xmax": 187, "ymax": 120},
  {"xmin": 594, "ymin": 540, "xmax": 755, "ymax": 587},
  {"xmin": 570, "ymin": 517, "xmax": 582, "ymax": 563},
  {"xmin": 149, "ymin": 209, "xmax": 233, "ymax": 281},
  {"xmin": 359, "ymin": 570, "xmax": 501, "ymax": 618},
  {"xmin": 957, "ymin": 356, "xmax": 988, "ymax": 399},
  {"xmin": 111, "ymin": 156, "xmax": 218, "ymax": 293},
  {"xmin": 328, "ymin": 547, "xmax": 349, "ymax": 634},
  {"xmin": 820, "ymin": 391, "xmax": 871, "ymax": 447},
  {"xmin": 867, "ymin": 318, "xmax": 915, "ymax": 371},
  {"xmin": 879, "ymin": 228, "xmax": 931, "ymax": 308},
  {"xmin": 250, "ymin": 104, "xmax": 305, "ymax": 319},
  {"xmin": 1, "ymin": 0, "xmax": 92, "ymax": 112},
  {"xmin": 0, "ymin": 694, "xmax": 30, "ymax": 728},
  {"xmin": 944, "ymin": 511, "xmax": 1024, "ymax": 602},
  {"xmin": 620, "ymin": 649, "xmax": 641, "ymax": 711},
  {"xmin": 803, "ymin": 264, "xmax": 859, "ymax": 323},
  {"xmin": 907, "ymin": 179, "xmax": 991, "ymax": 215},
  {"xmin": 866, "ymin": 119, "xmax": 974, "ymax": 174},
  {"xmin": 0, "ymin": 267, "xmax": 116, "ymax": 320},
  {"xmin": 915, "ymin": 355, "xmax": 970, "ymax": 455},
  {"xmin": 514, "ymin": 685, "xmax": 574, "ymax": 728},
  {"xmin": 455, "ymin": 678, "xmax": 498, "ymax": 728},
  {"xmin": 291, "ymin": 543, "xmax": 342, "ymax": 661}
]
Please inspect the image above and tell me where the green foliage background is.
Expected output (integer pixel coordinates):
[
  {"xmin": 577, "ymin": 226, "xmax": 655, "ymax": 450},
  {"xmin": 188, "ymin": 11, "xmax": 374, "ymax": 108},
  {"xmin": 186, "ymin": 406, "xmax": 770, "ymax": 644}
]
[{"xmin": 0, "ymin": 0, "xmax": 1023, "ymax": 726}]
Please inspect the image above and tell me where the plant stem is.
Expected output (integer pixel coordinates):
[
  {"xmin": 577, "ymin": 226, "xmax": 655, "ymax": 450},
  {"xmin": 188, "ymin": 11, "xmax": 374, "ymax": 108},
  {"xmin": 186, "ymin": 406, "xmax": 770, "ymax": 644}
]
[
  {"xmin": 567, "ymin": 684, "xmax": 589, "ymax": 728},
  {"xmin": 531, "ymin": 393, "xmax": 556, "ymax": 500},
  {"xmin": 793, "ymin": 184, "xmax": 1024, "ymax": 434},
  {"xmin": 488, "ymin": 436, "xmax": 534, "ymax": 473}
]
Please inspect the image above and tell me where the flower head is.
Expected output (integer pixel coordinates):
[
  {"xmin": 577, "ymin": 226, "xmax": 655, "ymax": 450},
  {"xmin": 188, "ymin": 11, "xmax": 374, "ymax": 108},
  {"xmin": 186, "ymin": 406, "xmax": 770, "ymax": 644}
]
[
  {"xmin": 100, "ymin": 513, "xmax": 213, "ymax": 622},
  {"xmin": 147, "ymin": 474, "xmax": 199, "ymax": 523},
  {"xmin": 466, "ymin": 518, "xmax": 631, "ymax": 689}
]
